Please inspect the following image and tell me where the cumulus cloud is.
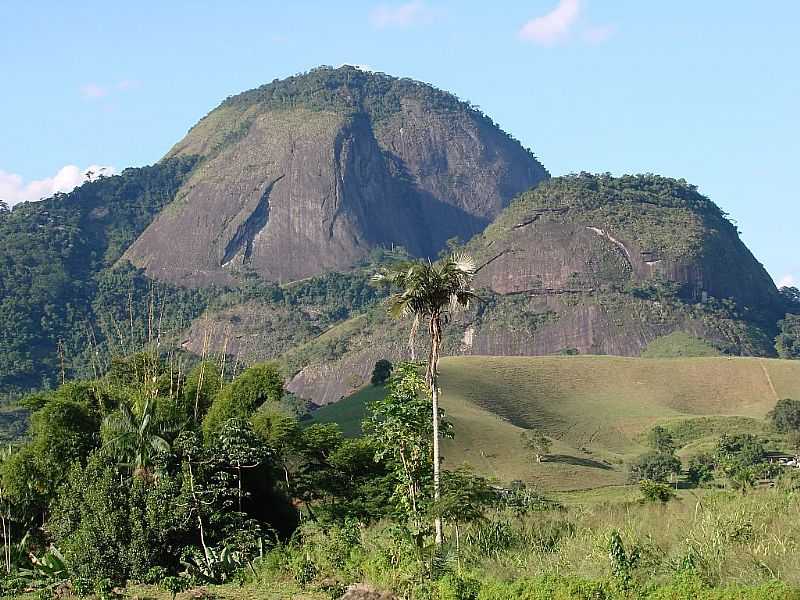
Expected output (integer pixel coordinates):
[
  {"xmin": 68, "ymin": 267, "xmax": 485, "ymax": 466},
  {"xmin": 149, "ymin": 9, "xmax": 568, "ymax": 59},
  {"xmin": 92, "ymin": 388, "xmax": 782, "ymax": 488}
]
[
  {"xmin": 519, "ymin": 0, "xmax": 581, "ymax": 45},
  {"xmin": 0, "ymin": 165, "xmax": 116, "ymax": 207},
  {"xmin": 778, "ymin": 274, "xmax": 797, "ymax": 288},
  {"xmin": 370, "ymin": 0, "xmax": 434, "ymax": 29}
]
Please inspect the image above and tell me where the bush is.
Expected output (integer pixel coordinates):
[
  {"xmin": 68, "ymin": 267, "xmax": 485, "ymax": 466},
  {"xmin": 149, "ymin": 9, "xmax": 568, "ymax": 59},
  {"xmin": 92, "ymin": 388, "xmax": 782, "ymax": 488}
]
[
  {"xmin": 370, "ymin": 359, "xmax": 393, "ymax": 386},
  {"xmin": 769, "ymin": 398, "xmax": 800, "ymax": 432},
  {"xmin": 629, "ymin": 451, "xmax": 681, "ymax": 483},
  {"xmin": 639, "ymin": 479, "xmax": 676, "ymax": 503},
  {"xmin": 437, "ymin": 574, "xmax": 481, "ymax": 600},
  {"xmin": 203, "ymin": 363, "xmax": 284, "ymax": 437}
]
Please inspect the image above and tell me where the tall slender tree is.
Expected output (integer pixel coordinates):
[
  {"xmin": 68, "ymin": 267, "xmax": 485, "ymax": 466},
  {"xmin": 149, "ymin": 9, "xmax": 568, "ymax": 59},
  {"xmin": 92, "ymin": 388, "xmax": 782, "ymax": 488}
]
[{"xmin": 373, "ymin": 254, "xmax": 478, "ymax": 544}]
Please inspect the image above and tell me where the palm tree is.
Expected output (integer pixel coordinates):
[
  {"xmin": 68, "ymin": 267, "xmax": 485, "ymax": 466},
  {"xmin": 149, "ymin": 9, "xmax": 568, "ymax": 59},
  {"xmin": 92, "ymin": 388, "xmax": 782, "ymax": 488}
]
[
  {"xmin": 374, "ymin": 253, "xmax": 478, "ymax": 544},
  {"xmin": 102, "ymin": 398, "xmax": 174, "ymax": 480}
]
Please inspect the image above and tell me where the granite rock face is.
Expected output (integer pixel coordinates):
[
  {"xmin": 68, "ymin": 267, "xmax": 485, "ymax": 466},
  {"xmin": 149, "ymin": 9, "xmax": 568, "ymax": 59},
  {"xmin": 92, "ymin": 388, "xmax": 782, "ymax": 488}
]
[{"xmin": 124, "ymin": 67, "xmax": 547, "ymax": 285}]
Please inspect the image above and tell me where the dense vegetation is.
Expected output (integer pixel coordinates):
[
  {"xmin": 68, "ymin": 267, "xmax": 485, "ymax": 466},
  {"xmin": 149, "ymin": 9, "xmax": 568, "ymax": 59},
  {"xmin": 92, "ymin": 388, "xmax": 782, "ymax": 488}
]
[
  {"xmin": 4, "ymin": 351, "xmax": 800, "ymax": 599},
  {"xmin": 0, "ymin": 159, "xmax": 394, "ymax": 405},
  {"xmin": 214, "ymin": 65, "xmax": 538, "ymax": 158},
  {"xmin": 0, "ymin": 158, "xmax": 200, "ymax": 398}
]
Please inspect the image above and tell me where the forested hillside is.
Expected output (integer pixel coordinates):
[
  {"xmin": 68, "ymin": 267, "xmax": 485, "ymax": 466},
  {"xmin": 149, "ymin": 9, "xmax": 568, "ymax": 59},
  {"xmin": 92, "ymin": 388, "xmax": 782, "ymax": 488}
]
[{"xmin": 0, "ymin": 158, "xmax": 204, "ymax": 398}]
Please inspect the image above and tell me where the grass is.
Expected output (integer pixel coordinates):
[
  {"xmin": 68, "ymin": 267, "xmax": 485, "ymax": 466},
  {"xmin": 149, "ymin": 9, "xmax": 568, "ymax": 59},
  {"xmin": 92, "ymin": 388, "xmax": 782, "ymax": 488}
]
[
  {"xmin": 641, "ymin": 331, "xmax": 723, "ymax": 358},
  {"xmin": 311, "ymin": 355, "xmax": 800, "ymax": 491},
  {"xmin": 308, "ymin": 383, "xmax": 383, "ymax": 437}
]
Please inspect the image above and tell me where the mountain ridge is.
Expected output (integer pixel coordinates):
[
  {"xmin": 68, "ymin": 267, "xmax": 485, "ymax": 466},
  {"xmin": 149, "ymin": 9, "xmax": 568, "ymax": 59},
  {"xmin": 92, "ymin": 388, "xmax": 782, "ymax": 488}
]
[
  {"xmin": 0, "ymin": 66, "xmax": 795, "ymax": 408},
  {"xmin": 124, "ymin": 66, "xmax": 549, "ymax": 286}
]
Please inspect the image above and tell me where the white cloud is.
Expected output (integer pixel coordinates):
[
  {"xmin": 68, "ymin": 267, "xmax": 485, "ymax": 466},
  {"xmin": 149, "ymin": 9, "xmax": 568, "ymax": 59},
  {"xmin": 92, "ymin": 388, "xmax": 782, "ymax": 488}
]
[
  {"xmin": 519, "ymin": 0, "xmax": 581, "ymax": 45},
  {"xmin": 778, "ymin": 274, "xmax": 797, "ymax": 288},
  {"xmin": 370, "ymin": 1, "xmax": 434, "ymax": 29},
  {"xmin": 0, "ymin": 165, "xmax": 116, "ymax": 207}
]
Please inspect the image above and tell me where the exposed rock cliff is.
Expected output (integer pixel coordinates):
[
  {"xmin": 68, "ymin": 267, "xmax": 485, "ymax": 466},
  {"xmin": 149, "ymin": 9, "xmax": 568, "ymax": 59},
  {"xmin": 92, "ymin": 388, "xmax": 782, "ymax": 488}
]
[
  {"xmin": 276, "ymin": 175, "xmax": 784, "ymax": 404},
  {"xmin": 124, "ymin": 66, "xmax": 548, "ymax": 285}
]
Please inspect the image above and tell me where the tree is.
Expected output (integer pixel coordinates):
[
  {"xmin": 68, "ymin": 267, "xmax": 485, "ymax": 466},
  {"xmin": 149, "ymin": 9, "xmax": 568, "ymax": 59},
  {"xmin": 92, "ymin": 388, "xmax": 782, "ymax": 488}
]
[
  {"xmin": 213, "ymin": 419, "xmax": 270, "ymax": 512},
  {"xmin": 370, "ymin": 359, "xmax": 393, "ymax": 386},
  {"xmin": 776, "ymin": 314, "xmax": 800, "ymax": 359},
  {"xmin": 251, "ymin": 405, "xmax": 302, "ymax": 495},
  {"xmin": 686, "ymin": 453, "xmax": 715, "ymax": 486},
  {"xmin": 629, "ymin": 451, "xmax": 681, "ymax": 483},
  {"xmin": 646, "ymin": 425, "xmax": 676, "ymax": 454},
  {"xmin": 715, "ymin": 433, "xmax": 765, "ymax": 492},
  {"xmin": 203, "ymin": 363, "xmax": 283, "ymax": 437},
  {"xmin": 769, "ymin": 398, "xmax": 800, "ymax": 433},
  {"xmin": 364, "ymin": 363, "xmax": 453, "ymax": 533},
  {"xmin": 780, "ymin": 286, "xmax": 800, "ymax": 312},
  {"xmin": 101, "ymin": 398, "xmax": 174, "ymax": 480},
  {"xmin": 639, "ymin": 479, "xmax": 675, "ymax": 503},
  {"xmin": 374, "ymin": 254, "xmax": 478, "ymax": 545},
  {"xmin": 521, "ymin": 430, "xmax": 552, "ymax": 463}
]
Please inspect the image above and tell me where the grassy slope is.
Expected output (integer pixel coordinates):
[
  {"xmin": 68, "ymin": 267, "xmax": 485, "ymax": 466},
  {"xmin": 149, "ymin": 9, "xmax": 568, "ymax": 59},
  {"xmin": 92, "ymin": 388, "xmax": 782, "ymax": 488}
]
[{"xmin": 311, "ymin": 355, "xmax": 800, "ymax": 491}]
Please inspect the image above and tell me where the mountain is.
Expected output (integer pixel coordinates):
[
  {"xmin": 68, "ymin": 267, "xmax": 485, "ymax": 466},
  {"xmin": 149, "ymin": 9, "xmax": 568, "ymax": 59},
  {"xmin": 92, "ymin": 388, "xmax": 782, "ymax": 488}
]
[
  {"xmin": 0, "ymin": 67, "xmax": 793, "ymax": 408},
  {"xmin": 274, "ymin": 175, "xmax": 788, "ymax": 404},
  {"xmin": 124, "ymin": 66, "xmax": 548, "ymax": 286}
]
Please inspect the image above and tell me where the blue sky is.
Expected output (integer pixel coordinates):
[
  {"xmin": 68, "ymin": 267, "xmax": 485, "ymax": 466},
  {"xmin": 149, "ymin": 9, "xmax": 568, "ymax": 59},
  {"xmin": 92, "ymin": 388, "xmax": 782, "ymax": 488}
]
[{"xmin": 1, "ymin": 1, "xmax": 797, "ymax": 286}]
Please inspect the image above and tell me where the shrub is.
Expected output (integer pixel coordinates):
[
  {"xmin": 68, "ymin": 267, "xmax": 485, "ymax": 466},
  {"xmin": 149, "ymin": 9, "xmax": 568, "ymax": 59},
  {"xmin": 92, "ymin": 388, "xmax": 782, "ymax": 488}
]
[
  {"xmin": 639, "ymin": 479, "xmax": 676, "ymax": 503},
  {"xmin": 629, "ymin": 451, "xmax": 681, "ymax": 483},
  {"xmin": 769, "ymin": 398, "xmax": 800, "ymax": 432},
  {"xmin": 437, "ymin": 574, "xmax": 481, "ymax": 600},
  {"xmin": 687, "ymin": 454, "xmax": 715, "ymax": 486}
]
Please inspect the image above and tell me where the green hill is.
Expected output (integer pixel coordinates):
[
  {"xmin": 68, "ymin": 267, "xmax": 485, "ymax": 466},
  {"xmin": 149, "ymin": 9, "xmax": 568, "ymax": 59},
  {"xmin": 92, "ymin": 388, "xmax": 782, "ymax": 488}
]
[{"xmin": 311, "ymin": 355, "xmax": 800, "ymax": 491}]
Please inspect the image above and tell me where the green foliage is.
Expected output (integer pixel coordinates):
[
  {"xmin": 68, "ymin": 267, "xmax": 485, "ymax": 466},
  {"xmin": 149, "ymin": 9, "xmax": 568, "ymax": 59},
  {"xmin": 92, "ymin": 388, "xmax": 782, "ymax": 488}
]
[
  {"xmin": 48, "ymin": 453, "xmax": 130, "ymax": 584},
  {"xmin": 776, "ymin": 314, "xmax": 800, "ymax": 358},
  {"xmin": 687, "ymin": 454, "xmax": 716, "ymax": 486},
  {"xmin": 101, "ymin": 398, "xmax": 175, "ymax": 478},
  {"xmin": 0, "ymin": 157, "xmax": 200, "ymax": 397},
  {"xmin": 628, "ymin": 276, "xmax": 686, "ymax": 302},
  {"xmin": 768, "ymin": 398, "xmax": 800, "ymax": 432},
  {"xmin": 437, "ymin": 573, "xmax": 481, "ymax": 600},
  {"xmin": 715, "ymin": 434, "xmax": 765, "ymax": 469},
  {"xmin": 182, "ymin": 361, "xmax": 222, "ymax": 423},
  {"xmin": 203, "ymin": 363, "xmax": 283, "ymax": 437},
  {"xmin": 608, "ymin": 529, "xmax": 640, "ymax": 589},
  {"xmin": 437, "ymin": 468, "xmax": 496, "ymax": 526},
  {"xmin": 714, "ymin": 434, "xmax": 766, "ymax": 491},
  {"xmin": 370, "ymin": 359, "xmax": 393, "ymax": 386},
  {"xmin": 646, "ymin": 426, "xmax": 676, "ymax": 454},
  {"xmin": 159, "ymin": 575, "xmax": 189, "ymax": 600},
  {"xmin": 629, "ymin": 452, "xmax": 681, "ymax": 484},
  {"xmin": 364, "ymin": 363, "xmax": 452, "ymax": 527},
  {"xmin": 639, "ymin": 479, "xmax": 675, "ymax": 503}
]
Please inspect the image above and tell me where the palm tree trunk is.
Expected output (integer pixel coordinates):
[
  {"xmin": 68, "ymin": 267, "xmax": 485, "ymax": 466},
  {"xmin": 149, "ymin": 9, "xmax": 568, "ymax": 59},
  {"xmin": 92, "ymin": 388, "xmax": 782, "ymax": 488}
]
[{"xmin": 429, "ymin": 315, "xmax": 443, "ymax": 545}]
